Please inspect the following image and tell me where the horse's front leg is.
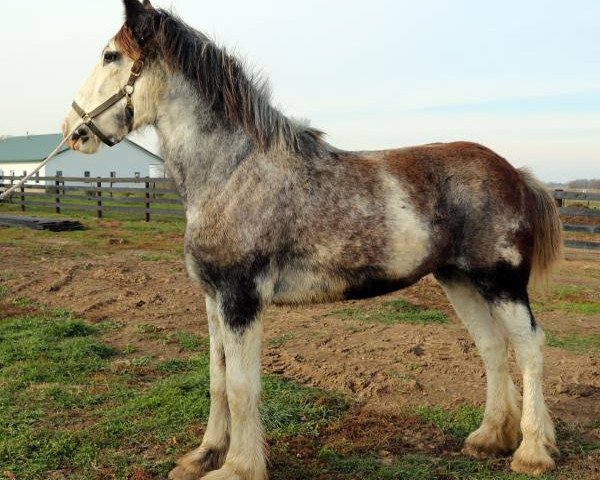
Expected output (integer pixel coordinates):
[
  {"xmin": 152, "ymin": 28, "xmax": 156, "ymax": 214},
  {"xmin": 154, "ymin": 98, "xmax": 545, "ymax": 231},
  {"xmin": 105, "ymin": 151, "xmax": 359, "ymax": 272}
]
[
  {"xmin": 170, "ymin": 296, "xmax": 231, "ymax": 480},
  {"xmin": 202, "ymin": 290, "xmax": 266, "ymax": 480}
]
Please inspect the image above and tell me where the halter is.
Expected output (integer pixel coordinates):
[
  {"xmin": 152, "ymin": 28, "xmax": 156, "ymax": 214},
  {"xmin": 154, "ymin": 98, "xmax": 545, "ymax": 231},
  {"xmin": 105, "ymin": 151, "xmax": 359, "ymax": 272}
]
[{"xmin": 71, "ymin": 57, "xmax": 145, "ymax": 147}]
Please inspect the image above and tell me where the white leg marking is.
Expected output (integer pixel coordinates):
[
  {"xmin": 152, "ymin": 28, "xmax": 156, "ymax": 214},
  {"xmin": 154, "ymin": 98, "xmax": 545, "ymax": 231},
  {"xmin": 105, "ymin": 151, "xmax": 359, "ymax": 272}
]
[
  {"xmin": 202, "ymin": 316, "xmax": 266, "ymax": 480},
  {"xmin": 439, "ymin": 279, "xmax": 520, "ymax": 457},
  {"xmin": 169, "ymin": 296, "xmax": 230, "ymax": 480},
  {"xmin": 492, "ymin": 301, "xmax": 557, "ymax": 476},
  {"xmin": 204, "ymin": 296, "xmax": 230, "ymax": 449}
]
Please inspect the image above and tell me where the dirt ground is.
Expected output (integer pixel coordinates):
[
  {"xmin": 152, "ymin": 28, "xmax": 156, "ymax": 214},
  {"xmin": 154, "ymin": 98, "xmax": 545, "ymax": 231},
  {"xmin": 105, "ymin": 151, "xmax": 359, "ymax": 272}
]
[{"xmin": 0, "ymin": 227, "xmax": 599, "ymax": 477}]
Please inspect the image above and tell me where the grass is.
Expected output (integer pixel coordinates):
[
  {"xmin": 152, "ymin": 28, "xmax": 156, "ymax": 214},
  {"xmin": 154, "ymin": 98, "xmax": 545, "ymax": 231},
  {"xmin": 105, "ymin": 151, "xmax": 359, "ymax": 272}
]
[
  {"xmin": 336, "ymin": 298, "xmax": 449, "ymax": 326},
  {"xmin": 546, "ymin": 332, "xmax": 600, "ymax": 355},
  {"xmin": 1, "ymin": 300, "xmax": 595, "ymax": 479},
  {"xmin": 414, "ymin": 405, "xmax": 484, "ymax": 440},
  {"xmin": 319, "ymin": 451, "xmax": 549, "ymax": 480},
  {"xmin": 268, "ymin": 333, "xmax": 296, "ymax": 348},
  {"xmin": 532, "ymin": 284, "xmax": 600, "ymax": 315},
  {"xmin": 140, "ymin": 252, "xmax": 178, "ymax": 262},
  {"xmin": 0, "ymin": 214, "xmax": 186, "ymax": 261},
  {"xmin": 0, "ymin": 305, "xmax": 348, "ymax": 479},
  {"xmin": 555, "ymin": 301, "xmax": 600, "ymax": 315}
]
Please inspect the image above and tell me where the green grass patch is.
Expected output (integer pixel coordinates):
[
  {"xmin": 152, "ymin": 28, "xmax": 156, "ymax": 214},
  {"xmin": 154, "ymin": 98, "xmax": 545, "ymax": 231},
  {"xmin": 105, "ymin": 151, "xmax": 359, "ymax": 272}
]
[
  {"xmin": 414, "ymin": 405, "xmax": 483, "ymax": 439},
  {"xmin": 336, "ymin": 299, "xmax": 449, "ymax": 326},
  {"xmin": 532, "ymin": 284, "xmax": 600, "ymax": 315},
  {"xmin": 268, "ymin": 333, "xmax": 296, "ymax": 348},
  {"xmin": 0, "ymin": 306, "xmax": 348, "ymax": 479},
  {"xmin": 174, "ymin": 331, "xmax": 206, "ymax": 352},
  {"xmin": 546, "ymin": 332, "xmax": 600, "ymax": 355},
  {"xmin": 140, "ymin": 253, "xmax": 169, "ymax": 262},
  {"xmin": 0, "ymin": 284, "xmax": 7, "ymax": 299},
  {"xmin": 555, "ymin": 301, "xmax": 600, "ymax": 315},
  {"xmin": 552, "ymin": 285, "xmax": 587, "ymax": 299},
  {"xmin": 12, "ymin": 296, "xmax": 35, "ymax": 308},
  {"xmin": 320, "ymin": 451, "xmax": 552, "ymax": 480}
]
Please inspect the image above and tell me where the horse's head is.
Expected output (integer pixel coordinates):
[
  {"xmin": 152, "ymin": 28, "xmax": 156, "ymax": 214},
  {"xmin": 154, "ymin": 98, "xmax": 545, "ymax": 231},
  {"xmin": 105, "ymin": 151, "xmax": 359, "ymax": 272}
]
[{"xmin": 62, "ymin": 0, "xmax": 160, "ymax": 153}]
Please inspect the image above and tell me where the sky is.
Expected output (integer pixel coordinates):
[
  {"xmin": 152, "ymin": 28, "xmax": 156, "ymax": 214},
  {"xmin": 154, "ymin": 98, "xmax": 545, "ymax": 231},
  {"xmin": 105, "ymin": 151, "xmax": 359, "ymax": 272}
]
[{"xmin": 0, "ymin": 0, "xmax": 598, "ymax": 182}]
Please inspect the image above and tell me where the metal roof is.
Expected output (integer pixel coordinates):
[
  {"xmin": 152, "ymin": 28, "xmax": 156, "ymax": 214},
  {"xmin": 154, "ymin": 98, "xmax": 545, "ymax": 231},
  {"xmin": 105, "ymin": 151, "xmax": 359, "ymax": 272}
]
[
  {"xmin": 0, "ymin": 134, "xmax": 163, "ymax": 163},
  {"xmin": 0, "ymin": 134, "xmax": 67, "ymax": 163}
]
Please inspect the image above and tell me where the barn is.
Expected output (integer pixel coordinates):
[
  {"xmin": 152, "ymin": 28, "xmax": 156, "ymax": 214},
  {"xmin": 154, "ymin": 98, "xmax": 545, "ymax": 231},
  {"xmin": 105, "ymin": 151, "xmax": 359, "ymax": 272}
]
[{"xmin": 0, "ymin": 134, "xmax": 166, "ymax": 185}]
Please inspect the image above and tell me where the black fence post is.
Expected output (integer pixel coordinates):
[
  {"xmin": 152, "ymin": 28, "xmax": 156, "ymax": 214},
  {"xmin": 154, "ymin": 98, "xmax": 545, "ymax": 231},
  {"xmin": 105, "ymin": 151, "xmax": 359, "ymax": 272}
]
[
  {"xmin": 97, "ymin": 179, "xmax": 103, "ymax": 219},
  {"xmin": 20, "ymin": 185, "xmax": 25, "ymax": 212},
  {"xmin": 55, "ymin": 175, "xmax": 61, "ymax": 214},
  {"xmin": 145, "ymin": 180, "xmax": 151, "ymax": 222},
  {"xmin": 554, "ymin": 189, "xmax": 564, "ymax": 209}
]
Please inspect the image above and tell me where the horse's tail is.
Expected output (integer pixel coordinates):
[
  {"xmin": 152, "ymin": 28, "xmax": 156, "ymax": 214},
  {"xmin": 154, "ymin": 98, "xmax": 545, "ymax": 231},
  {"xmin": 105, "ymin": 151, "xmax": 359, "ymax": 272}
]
[{"xmin": 519, "ymin": 168, "xmax": 562, "ymax": 285}]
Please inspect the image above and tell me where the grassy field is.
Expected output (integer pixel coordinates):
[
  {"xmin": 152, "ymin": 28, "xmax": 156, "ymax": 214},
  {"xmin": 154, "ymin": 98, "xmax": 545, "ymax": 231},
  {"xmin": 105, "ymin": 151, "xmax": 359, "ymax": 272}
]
[
  {"xmin": 4, "ymin": 293, "xmax": 595, "ymax": 479},
  {"xmin": 0, "ymin": 298, "xmax": 347, "ymax": 479}
]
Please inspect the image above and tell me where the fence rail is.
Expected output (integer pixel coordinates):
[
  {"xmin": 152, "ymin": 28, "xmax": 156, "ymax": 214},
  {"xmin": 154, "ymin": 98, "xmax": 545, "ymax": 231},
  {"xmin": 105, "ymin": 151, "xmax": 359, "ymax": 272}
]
[
  {"xmin": 0, "ymin": 175, "xmax": 183, "ymax": 221},
  {"xmin": 0, "ymin": 178, "xmax": 598, "ymax": 251}
]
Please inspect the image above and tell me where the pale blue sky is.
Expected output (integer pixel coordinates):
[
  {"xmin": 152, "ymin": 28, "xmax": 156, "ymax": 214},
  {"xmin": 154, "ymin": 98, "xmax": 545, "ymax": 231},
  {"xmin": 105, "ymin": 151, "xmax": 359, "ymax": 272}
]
[{"xmin": 0, "ymin": 0, "xmax": 598, "ymax": 181}]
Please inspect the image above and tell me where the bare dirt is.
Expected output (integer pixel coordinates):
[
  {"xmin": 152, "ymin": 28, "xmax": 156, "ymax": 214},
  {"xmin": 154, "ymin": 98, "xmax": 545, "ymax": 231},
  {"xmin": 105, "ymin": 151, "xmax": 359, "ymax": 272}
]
[{"xmin": 1, "ymin": 237, "xmax": 599, "ymax": 476}]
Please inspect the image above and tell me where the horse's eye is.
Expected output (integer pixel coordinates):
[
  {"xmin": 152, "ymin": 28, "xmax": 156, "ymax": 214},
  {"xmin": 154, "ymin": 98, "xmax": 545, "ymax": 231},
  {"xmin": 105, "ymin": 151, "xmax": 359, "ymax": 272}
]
[{"xmin": 103, "ymin": 52, "xmax": 120, "ymax": 65}]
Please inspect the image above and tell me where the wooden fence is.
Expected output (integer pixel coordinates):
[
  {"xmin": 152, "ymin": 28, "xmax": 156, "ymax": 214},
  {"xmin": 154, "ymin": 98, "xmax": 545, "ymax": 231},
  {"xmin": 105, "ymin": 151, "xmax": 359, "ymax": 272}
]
[
  {"xmin": 0, "ymin": 175, "xmax": 183, "ymax": 222},
  {"xmin": 553, "ymin": 190, "xmax": 600, "ymax": 252},
  {"xmin": 0, "ymin": 176, "xmax": 598, "ymax": 251}
]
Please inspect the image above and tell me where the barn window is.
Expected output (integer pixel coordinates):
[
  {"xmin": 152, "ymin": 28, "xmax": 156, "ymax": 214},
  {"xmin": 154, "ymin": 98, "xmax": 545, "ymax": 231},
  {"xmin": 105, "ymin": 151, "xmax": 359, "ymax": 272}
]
[
  {"xmin": 110, "ymin": 171, "xmax": 116, "ymax": 178},
  {"xmin": 56, "ymin": 170, "xmax": 63, "ymax": 177},
  {"xmin": 84, "ymin": 171, "xmax": 90, "ymax": 178}
]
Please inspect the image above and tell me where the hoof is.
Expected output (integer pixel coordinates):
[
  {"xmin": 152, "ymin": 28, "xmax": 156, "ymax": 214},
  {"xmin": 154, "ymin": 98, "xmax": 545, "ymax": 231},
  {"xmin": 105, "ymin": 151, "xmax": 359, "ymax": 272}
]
[
  {"xmin": 200, "ymin": 464, "xmax": 240, "ymax": 480},
  {"xmin": 169, "ymin": 446, "xmax": 227, "ymax": 480},
  {"xmin": 200, "ymin": 462, "xmax": 267, "ymax": 480},
  {"xmin": 510, "ymin": 442, "xmax": 556, "ymax": 476},
  {"xmin": 169, "ymin": 464, "xmax": 201, "ymax": 480},
  {"xmin": 462, "ymin": 423, "xmax": 519, "ymax": 459}
]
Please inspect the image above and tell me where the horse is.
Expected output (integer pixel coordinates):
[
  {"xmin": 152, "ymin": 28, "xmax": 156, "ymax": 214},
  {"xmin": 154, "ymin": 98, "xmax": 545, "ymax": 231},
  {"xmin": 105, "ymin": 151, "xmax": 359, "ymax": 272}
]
[{"xmin": 62, "ymin": 1, "xmax": 562, "ymax": 478}]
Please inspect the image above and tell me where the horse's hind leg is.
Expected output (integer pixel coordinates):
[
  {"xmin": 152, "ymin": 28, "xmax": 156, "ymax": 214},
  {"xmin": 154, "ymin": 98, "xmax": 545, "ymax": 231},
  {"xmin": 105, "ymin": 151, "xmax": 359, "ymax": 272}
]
[
  {"xmin": 169, "ymin": 296, "xmax": 230, "ymax": 480},
  {"xmin": 435, "ymin": 268, "xmax": 521, "ymax": 458},
  {"xmin": 489, "ymin": 298, "xmax": 556, "ymax": 475}
]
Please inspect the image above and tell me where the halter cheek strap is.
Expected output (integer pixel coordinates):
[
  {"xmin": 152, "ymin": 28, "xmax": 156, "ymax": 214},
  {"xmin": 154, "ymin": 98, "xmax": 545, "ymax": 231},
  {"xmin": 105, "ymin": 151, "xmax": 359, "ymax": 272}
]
[{"xmin": 71, "ymin": 57, "xmax": 145, "ymax": 147}]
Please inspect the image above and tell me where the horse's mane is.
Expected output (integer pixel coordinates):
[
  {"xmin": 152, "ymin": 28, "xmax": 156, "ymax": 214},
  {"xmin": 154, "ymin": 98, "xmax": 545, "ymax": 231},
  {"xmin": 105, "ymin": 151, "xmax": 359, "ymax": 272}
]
[{"xmin": 116, "ymin": 12, "xmax": 324, "ymax": 154}]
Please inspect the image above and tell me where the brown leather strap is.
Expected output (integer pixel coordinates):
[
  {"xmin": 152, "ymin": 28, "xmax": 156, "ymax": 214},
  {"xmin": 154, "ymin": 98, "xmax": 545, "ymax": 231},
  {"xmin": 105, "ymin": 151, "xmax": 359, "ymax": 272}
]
[
  {"xmin": 72, "ymin": 100, "xmax": 120, "ymax": 146},
  {"xmin": 71, "ymin": 56, "xmax": 145, "ymax": 147}
]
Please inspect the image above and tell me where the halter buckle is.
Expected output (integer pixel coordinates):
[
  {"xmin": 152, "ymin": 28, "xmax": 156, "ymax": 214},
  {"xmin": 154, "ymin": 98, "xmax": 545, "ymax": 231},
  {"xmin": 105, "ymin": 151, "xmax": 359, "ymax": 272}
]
[
  {"xmin": 124, "ymin": 85, "xmax": 135, "ymax": 96},
  {"xmin": 130, "ymin": 59, "xmax": 144, "ymax": 77},
  {"xmin": 82, "ymin": 113, "xmax": 92, "ymax": 123}
]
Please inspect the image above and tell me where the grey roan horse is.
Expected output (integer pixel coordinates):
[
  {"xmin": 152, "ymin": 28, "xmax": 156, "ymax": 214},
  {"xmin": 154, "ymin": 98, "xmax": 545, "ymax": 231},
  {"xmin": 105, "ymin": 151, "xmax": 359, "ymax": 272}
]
[{"xmin": 63, "ymin": 1, "xmax": 562, "ymax": 478}]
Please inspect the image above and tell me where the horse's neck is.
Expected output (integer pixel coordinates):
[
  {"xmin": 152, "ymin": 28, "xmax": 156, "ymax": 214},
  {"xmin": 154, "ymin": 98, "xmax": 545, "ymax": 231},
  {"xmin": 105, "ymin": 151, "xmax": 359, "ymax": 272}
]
[{"xmin": 155, "ymin": 76, "xmax": 254, "ymax": 204}]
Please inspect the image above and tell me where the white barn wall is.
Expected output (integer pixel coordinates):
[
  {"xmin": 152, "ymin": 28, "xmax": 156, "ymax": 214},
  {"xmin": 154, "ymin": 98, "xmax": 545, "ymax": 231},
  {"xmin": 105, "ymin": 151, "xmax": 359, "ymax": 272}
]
[
  {"xmin": 48, "ymin": 140, "xmax": 165, "ymax": 187},
  {"xmin": 0, "ymin": 162, "xmax": 47, "ymax": 186},
  {"xmin": 1, "ymin": 139, "xmax": 165, "ymax": 189}
]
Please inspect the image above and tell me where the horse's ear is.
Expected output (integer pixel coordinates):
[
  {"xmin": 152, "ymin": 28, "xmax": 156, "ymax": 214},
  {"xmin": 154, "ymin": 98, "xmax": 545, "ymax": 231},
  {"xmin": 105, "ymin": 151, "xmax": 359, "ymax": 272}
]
[
  {"xmin": 123, "ymin": 0, "xmax": 146, "ymax": 21},
  {"xmin": 123, "ymin": 0, "xmax": 154, "ymax": 44},
  {"xmin": 142, "ymin": 0, "xmax": 155, "ymax": 9}
]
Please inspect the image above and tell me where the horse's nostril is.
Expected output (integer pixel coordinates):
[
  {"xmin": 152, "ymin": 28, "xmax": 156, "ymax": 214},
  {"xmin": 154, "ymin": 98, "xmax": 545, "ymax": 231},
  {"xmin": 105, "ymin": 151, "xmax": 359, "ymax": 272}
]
[
  {"xmin": 72, "ymin": 126, "xmax": 89, "ymax": 143},
  {"xmin": 76, "ymin": 127, "xmax": 89, "ymax": 138}
]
